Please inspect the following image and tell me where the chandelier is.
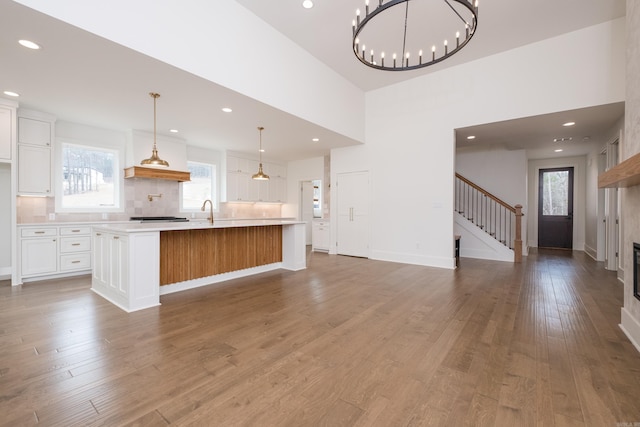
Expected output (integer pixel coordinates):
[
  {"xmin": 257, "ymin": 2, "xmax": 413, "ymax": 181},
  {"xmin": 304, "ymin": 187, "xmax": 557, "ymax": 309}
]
[{"xmin": 352, "ymin": 0, "xmax": 478, "ymax": 71}]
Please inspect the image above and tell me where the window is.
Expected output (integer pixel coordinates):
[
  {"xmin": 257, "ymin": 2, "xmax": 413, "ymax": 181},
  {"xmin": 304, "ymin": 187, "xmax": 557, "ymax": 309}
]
[
  {"xmin": 182, "ymin": 161, "xmax": 216, "ymax": 210},
  {"xmin": 59, "ymin": 142, "xmax": 120, "ymax": 211}
]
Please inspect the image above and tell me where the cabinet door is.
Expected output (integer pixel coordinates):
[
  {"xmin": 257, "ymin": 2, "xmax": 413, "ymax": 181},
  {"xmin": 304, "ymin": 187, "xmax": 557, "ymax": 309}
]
[
  {"xmin": 93, "ymin": 231, "xmax": 109, "ymax": 286},
  {"xmin": 227, "ymin": 172, "xmax": 250, "ymax": 201},
  {"xmin": 18, "ymin": 117, "xmax": 51, "ymax": 147},
  {"xmin": 336, "ymin": 171, "xmax": 369, "ymax": 257},
  {"xmin": 18, "ymin": 144, "xmax": 51, "ymax": 194},
  {"xmin": 110, "ymin": 234, "xmax": 129, "ymax": 298},
  {"xmin": 21, "ymin": 238, "xmax": 57, "ymax": 276},
  {"xmin": 0, "ymin": 107, "xmax": 12, "ymax": 160}
]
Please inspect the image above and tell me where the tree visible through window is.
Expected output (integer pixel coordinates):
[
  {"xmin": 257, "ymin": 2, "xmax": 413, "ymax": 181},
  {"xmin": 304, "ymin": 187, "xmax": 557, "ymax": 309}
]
[
  {"xmin": 61, "ymin": 143, "xmax": 119, "ymax": 209},
  {"xmin": 542, "ymin": 170, "xmax": 569, "ymax": 216},
  {"xmin": 182, "ymin": 161, "xmax": 216, "ymax": 210}
]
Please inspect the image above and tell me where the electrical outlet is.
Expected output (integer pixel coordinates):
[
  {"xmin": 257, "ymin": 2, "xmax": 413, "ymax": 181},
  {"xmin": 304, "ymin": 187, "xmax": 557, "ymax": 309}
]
[
  {"xmin": 101, "ymin": 213, "xmax": 108, "ymax": 220},
  {"xmin": 48, "ymin": 213, "xmax": 55, "ymax": 221}
]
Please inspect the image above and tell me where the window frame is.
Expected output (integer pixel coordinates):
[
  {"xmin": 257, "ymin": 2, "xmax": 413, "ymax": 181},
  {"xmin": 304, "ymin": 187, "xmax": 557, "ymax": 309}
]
[
  {"xmin": 55, "ymin": 137, "xmax": 124, "ymax": 213},
  {"xmin": 180, "ymin": 160, "xmax": 218, "ymax": 213}
]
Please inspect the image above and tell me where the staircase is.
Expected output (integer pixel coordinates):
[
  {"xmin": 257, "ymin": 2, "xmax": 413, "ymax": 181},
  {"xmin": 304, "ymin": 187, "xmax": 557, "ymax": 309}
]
[{"xmin": 455, "ymin": 173, "xmax": 523, "ymax": 262}]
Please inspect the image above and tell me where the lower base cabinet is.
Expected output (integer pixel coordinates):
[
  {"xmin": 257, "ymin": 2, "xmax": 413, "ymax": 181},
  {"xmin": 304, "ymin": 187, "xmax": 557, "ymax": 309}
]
[
  {"xmin": 312, "ymin": 220, "xmax": 330, "ymax": 251},
  {"xmin": 19, "ymin": 224, "xmax": 93, "ymax": 282},
  {"xmin": 91, "ymin": 230, "xmax": 159, "ymax": 312}
]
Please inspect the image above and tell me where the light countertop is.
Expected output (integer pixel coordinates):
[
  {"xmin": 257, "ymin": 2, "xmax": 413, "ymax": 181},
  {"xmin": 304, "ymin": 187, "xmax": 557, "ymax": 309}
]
[{"xmin": 92, "ymin": 219, "xmax": 305, "ymax": 233}]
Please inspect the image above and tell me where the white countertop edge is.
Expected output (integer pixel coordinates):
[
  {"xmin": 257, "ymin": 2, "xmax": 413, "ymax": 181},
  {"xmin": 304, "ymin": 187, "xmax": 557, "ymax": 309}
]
[
  {"xmin": 92, "ymin": 219, "xmax": 306, "ymax": 233},
  {"xmin": 18, "ymin": 217, "xmax": 297, "ymax": 227}
]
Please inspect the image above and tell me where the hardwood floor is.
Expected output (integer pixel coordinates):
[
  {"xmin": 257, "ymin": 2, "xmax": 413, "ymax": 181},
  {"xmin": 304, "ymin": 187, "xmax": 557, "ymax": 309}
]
[{"xmin": 1, "ymin": 249, "xmax": 639, "ymax": 426}]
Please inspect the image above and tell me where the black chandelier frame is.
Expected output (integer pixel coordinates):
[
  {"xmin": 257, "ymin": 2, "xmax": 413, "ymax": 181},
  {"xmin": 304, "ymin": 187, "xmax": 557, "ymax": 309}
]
[{"xmin": 352, "ymin": 0, "xmax": 479, "ymax": 71}]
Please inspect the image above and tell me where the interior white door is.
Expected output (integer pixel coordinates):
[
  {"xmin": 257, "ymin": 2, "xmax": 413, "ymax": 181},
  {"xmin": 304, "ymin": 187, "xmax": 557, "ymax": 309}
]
[
  {"xmin": 301, "ymin": 181, "xmax": 314, "ymax": 244},
  {"xmin": 337, "ymin": 171, "xmax": 369, "ymax": 257}
]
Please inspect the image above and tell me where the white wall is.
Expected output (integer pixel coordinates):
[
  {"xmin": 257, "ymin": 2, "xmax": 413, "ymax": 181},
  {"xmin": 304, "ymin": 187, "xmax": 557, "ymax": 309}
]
[
  {"xmin": 620, "ymin": 0, "xmax": 640, "ymax": 352},
  {"xmin": 527, "ymin": 156, "xmax": 587, "ymax": 250},
  {"xmin": 332, "ymin": 19, "xmax": 625, "ymax": 269},
  {"xmin": 14, "ymin": 0, "xmax": 365, "ymax": 144}
]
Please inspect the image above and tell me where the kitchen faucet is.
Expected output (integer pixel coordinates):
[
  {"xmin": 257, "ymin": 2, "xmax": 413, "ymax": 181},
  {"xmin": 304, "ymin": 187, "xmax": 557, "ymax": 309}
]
[{"xmin": 201, "ymin": 199, "xmax": 214, "ymax": 225}]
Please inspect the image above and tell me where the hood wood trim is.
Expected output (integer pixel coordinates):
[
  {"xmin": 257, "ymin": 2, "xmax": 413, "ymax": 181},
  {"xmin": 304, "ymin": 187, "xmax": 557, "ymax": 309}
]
[{"xmin": 124, "ymin": 166, "xmax": 191, "ymax": 182}]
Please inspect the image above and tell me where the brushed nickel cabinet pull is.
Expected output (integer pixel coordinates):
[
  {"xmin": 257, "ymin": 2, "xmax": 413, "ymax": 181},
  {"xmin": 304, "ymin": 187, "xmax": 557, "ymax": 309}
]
[
  {"xmin": 71, "ymin": 260, "xmax": 81, "ymax": 264},
  {"xmin": 72, "ymin": 243, "xmax": 81, "ymax": 246},
  {"xmin": 96, "ymin": 233, "xmax": 102, "ymax": 236},
  {"xmin": 35, "ymin": 231, "xmax": 45, "ymax": 234},
  {"xmin": 71, "ymin": 229, "xmax": 81, "ymax": 232},
  {"xmin": 113, "ymin": 236, "xmax": 119, "ymax": 240}
]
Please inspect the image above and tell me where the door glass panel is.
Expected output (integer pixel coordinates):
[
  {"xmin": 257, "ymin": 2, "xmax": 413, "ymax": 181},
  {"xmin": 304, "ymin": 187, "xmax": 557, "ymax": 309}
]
[{"xmin": 542, "ymin": 170, "xmax": 569, "ymax": 216}]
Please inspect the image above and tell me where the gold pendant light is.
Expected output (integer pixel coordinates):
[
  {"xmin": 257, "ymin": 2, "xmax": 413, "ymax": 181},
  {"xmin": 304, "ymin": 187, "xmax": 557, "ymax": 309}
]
[
  {"xmin": 141, "ymin": 92, "xmax": 169, "ymax": 167},
  {"xmin": 252, "ymin": 126, "xmax": 270, "ymax": 181}
]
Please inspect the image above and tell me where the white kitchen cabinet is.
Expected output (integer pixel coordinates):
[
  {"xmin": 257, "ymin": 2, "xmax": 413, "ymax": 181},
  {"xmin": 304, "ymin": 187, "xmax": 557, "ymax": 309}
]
[
  {"xmin": 18, "ymin": 144, "xmax": 51, "ymax": 194},
  {"xmin": 18, "ymin": 117, "xmax": 51, "ymax": 147},
  {"xmin": 312, "ymin": 220, "xmax": 330, "ymax": 251},
  {"xmin": 0, "ymin": 106, "xmax": 13, "ymax": 160},
  {"xmin": 224, "ymin": 154, "xmax": 287, "ymax": 203},
  {"xmin": 20, "ymin": 227, "xmax": 58, "ymax": 276},
  {"xmin": 91, "ymin": 229, "xmax": 159, "ymax": 312},
  {"xmin": 17, "ymin": 112, "xmax": 54, "ymax": 196},
  {"xmin": 336, "ymin": 171, "xmax": 369, "ymax": 257},
  {"xmin": 19, "ymin": 224, "xmax": 94, "ymax": 282},
  {"xmin": 59, "ymin": 226, "xmax": 92, "ymax": 272}
]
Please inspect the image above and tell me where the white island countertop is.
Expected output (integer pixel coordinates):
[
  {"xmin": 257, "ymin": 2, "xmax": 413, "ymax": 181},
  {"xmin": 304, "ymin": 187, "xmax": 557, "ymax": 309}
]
[{"xmin": 92, "ymin": 219, "xmax": 305, "ymax": 233}]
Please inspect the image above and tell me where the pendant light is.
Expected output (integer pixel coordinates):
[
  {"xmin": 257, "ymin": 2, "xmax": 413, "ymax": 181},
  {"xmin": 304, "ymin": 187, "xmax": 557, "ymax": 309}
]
[
  {"xmin": 252, "ymin": 126, "xmax": 270, "ymax": 181},
  {"xmin": 141, "ymin": 92, "xmax": 169, "ymax": 167}
]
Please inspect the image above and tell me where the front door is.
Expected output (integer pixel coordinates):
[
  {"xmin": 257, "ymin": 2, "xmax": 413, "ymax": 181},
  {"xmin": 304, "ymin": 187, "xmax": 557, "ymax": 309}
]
[{"xmin": 538, "ymin": 167, "xmax": 574, "ymax": 249}]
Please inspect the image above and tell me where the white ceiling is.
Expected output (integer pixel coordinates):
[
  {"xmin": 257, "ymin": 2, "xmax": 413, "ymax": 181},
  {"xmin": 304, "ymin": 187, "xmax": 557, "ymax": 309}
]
[{"xmin": 0, "ymin": 0, "xmax": 627, "ymax": 162}]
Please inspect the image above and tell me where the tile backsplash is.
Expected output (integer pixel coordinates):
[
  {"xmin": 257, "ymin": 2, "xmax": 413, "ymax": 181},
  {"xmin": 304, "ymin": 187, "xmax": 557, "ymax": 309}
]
[{"xmin": 17, "ymin": 178, "xmax": 283, "ymax": 223}]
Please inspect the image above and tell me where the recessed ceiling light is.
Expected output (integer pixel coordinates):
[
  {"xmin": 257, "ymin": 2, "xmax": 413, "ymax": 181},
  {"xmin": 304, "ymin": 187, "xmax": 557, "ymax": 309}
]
[
  {"xmin": 18, "ymin": 39, "xmax": 40, "ymax": 50},
  {"xmin": 553, "ymin": 137, "xmax": 573, "ymax": 143},
  {"xmin": 302, "ymin": 0, "xmax": 314, "ymax": 9},
  {"xmin": 312, "ymin": 138, "xmax": 319, "ymax": 142},
  {"xmin": 259, "ymin": 148, "xmax": 265, "ymax": 153},
  {"xmin": 169, "ymin": 129, "xmax": 178, "ymax": 133},
  {"xmin": 466, "ymin": 135, "xmax": 476, "ymax": 140},
  {"xmin": 555, "ymin": 149, "xmax": 563, "ymax": 152},
  {"xmin": 3, "ymin": 91, "xmax": 19, "ymax": 97},
  {"xmin": 563, "ymin": 121, "xmax": 575, "ymax": 127},
  {"xmin": 221, "ymin": 107, "xmax": 232, "ymax": 113}
]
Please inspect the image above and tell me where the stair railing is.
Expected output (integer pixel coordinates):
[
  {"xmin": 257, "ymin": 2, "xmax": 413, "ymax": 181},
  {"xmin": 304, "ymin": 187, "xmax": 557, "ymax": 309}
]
[{"xmin": 455, "ymin": 173, "xmax": 523, "ymax": 262}]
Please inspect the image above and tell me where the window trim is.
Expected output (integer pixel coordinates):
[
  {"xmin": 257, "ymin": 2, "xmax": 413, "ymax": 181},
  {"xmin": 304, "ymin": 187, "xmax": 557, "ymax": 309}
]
[
  {"xmin": 55, "ymin": 137, "xmax": 124, "ymax": 213},
  {"xmin": 180, "ymin": 160, "xmax": 218, "ymax": 212}
]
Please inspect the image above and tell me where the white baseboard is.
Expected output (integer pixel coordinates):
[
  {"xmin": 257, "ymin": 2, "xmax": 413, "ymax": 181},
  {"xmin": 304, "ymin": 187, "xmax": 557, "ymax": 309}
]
[
  {"xmin": 370, "ymin": 250, "xmax": 456, "ymax": 270},
  {"xmin": 620, "ymin": 307, "xmax": 640, "ymax": 354},
  {"xmin": 584, "ymin": 244, "xmax": 597, "ymax": 261}
]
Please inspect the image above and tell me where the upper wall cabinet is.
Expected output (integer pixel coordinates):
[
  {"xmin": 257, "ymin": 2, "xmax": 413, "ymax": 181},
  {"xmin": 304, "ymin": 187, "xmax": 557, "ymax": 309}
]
[
  {"xmin": 225, "ymin": 155, "xmax": 287, "ymax": 203},
  {"xmin": 0, "ymin": 108, "xmax": 12, "ymax": 161},
  {"xmin": 0, "ymin": 100, "xmax": 17, "ymax": 161},
  {"xmin": 17, "ymin": 110, "xmax": 56, "ymax": 196}
]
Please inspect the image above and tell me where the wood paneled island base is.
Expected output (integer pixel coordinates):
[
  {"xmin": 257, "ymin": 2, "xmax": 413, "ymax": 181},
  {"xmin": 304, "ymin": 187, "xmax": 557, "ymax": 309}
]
[
  {"xmin": 160, "ymin": 226, "xmax": 283, "ymax": 285},
  {"xmin": 91, "ymin": 220, "xmax": 305, "ymax": 312}
]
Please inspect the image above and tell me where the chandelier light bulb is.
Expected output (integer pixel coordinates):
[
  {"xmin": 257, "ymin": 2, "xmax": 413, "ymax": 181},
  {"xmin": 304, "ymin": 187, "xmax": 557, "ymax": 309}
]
[{"xmin": 351, "ymin": 0, "xmax": 478, "ymax": 71}]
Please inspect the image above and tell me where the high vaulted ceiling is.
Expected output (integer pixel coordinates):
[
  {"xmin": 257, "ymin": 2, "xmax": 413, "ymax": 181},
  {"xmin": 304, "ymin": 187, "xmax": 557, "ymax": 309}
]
[{"xmin": 0, "ymin": 0, "xmax": 627, "ymax": 161}]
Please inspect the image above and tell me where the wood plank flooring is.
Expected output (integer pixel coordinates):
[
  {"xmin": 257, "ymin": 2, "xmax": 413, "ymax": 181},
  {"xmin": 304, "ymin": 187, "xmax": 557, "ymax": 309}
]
[{"xmin": 1, "ymin": 249, "xmax": 640, "ymax": 426}]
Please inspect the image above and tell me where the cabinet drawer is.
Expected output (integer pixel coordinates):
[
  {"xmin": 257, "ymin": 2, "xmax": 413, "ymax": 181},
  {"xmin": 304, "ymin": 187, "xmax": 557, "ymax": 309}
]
[
  {"xmin": 60, "ymin": 253, "xmax": 91, "ymax": 271},
  {"xmin": 60, "ymin": 226, "xmax": 91, "ymax": 236},
  {"xmin": 21, "ymin": 227, "xmax": 57, "ymax": 237},
  {"xmin": 60, "ymin": 236, "xmax": 91, "ymax": 253}
]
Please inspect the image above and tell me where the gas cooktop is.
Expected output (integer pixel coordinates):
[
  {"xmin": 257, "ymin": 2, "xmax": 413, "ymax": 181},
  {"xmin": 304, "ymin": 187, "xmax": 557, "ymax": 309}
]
[{"xmin": 130, "ymin": 216, "xmax": 189, "ymax": 222}]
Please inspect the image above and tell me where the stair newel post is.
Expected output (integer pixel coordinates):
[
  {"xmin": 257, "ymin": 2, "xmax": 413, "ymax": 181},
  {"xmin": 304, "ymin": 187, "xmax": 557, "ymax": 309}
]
[{"xmin": 514, "ymin": 204, "xmax": 523, "ymax": 263}]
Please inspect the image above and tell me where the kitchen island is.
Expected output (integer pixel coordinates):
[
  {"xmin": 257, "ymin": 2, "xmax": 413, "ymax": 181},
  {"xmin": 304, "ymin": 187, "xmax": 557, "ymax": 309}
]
[{"xmin": 91, "ymin": 219, "xmax": 306, "ymax": 312}]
